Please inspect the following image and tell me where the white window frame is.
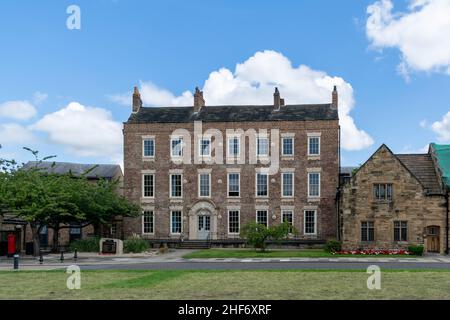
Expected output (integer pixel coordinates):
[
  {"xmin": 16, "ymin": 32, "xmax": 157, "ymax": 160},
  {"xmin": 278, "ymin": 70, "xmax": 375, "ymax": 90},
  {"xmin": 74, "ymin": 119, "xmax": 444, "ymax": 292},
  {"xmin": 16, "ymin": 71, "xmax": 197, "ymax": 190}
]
[
  {"xmin": 227, "ymin": 210, "xmax": 240, "ymax": 235},
  {"xmin": 170, "ymin": 174, "xmax": 183, "ymax": 198},
  {"xmin": 308, "ymin": 172, "xmax": 321, "ymax": 198},
  {"xmin": 198, "ymin": 137, "xmax": 211, "ymax": 157},
  {"xmin": 256, "ymin": 136, "xmax": 269, "ymax": 157},
  {"xmin": 142, "ymin": 138, "xmax": 155, "ymax": 158},
  {"xmin": 304, "ymin": 210, "xmax": 317, "ymax": 235},
  {"xmin": 255, "ymin": 210, "xmax": 269, "ymax": 227},
  {"xmin": 255, "ymin": 173, "xmax": 269, "ymax": 198},
  {"xmin": 281, "ymin": 172, "xmax": 294, "ymax": 198},
  {"xmin": 170, "ymin": 210, "xmax": 182, "ymax": 235},
  {"xmin": 308, "ymin": 136, "xmax": 321, "ymax": 156},
  {"xmin": 198, "ymin": 173, "xmax": 211, "ymax": 198},
  {"xmin": 281, "ymin": 210, "xmax": 294, "ymax": 233},
  {"xmin": 281, "ymin": 137, "xmax": 294, "ymax": 156},
  {"xmin": 227, "ymin": 172, "xmax": 240, "ymax": 198},
  {"xmin": 142, "ymin": 210, "xmax": 155, "ymax": 235},
  {"xmin": 142, "ymin": 173, "xmax": 155, "ymax": 198},
  {"xmin": 170, "ymin": 137, "xmax": 183, "ymax": 158},
  {"xmin": 227, "ymin": 136, "xmax": 240, "ymax": 157}
]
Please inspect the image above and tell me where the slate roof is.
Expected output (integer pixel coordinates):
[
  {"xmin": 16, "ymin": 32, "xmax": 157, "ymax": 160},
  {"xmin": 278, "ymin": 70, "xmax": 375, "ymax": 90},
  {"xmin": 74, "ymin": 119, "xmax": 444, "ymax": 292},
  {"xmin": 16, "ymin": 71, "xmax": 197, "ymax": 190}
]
[
  {"xmin": 125, "ymin": 104, "xmax": 338, "ymax": 124},
  {"xmin": 22, "ymin": 161, "xmax": 122, "ymax": 179},
  {"xmin": 395, "ymin": 154, "xmax": 442, "ymax": 194}
]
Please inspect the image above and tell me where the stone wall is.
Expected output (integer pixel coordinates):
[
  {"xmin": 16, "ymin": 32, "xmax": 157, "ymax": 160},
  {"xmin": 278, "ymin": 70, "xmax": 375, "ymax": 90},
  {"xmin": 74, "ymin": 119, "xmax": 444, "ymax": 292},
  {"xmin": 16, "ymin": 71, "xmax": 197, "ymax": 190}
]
[{"xmin": 340, "ymin": 145, "xmax": 447, "ymax": 253}]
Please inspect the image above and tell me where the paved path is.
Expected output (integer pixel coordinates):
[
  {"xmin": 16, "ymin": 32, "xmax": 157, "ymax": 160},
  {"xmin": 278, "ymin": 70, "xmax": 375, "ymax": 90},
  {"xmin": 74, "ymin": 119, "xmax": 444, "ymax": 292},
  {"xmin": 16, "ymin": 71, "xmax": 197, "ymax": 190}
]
[{"xmin": 1, "ymin": 252, "xmax": 450, "ymax": 271}]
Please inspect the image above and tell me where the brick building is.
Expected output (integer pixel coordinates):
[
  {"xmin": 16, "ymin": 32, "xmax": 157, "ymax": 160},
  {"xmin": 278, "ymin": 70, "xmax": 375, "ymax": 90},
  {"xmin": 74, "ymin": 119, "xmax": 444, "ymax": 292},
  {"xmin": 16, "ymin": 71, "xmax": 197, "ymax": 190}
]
[
  {"xmin": 0, "ymin": 161, "xmax": 123, "ymax": 255},
  {"xmin": 340, "ymin": 144, "xmax": 449, "ymax": 254},
  {"xmin": 123, "ymin": 86, "xmax": 340, "ymax": 246}
]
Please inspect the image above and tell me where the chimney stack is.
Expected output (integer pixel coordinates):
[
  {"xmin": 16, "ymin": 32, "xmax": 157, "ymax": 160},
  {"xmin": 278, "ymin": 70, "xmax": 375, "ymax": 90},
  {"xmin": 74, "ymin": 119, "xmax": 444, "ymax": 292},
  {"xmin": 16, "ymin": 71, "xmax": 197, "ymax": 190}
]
[
  {"xmin": 273, "ymin": 87, "xmax": 282, "ymax": 111},
  {"xmin": 194, "ymin": 87, "xmax": 205, "ymax": 112},
  {"xmin": 331, "ymin": 86, "xmax": 338, "ymax": 110},
  {"xmin": 132, "ymin": 86, "xmax": 142, "ymax": 113}
]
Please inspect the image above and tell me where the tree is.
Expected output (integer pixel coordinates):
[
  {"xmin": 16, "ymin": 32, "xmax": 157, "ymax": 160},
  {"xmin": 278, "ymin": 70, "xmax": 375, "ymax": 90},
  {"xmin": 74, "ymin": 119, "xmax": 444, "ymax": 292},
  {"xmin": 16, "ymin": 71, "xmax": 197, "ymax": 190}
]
[
  {"xmin": 0, "ymin": 148, "xmax": 140, "ymax": 255},
  {"xmin": 240, "ymin": 222, "xmax": 294, "ymax": 252}
]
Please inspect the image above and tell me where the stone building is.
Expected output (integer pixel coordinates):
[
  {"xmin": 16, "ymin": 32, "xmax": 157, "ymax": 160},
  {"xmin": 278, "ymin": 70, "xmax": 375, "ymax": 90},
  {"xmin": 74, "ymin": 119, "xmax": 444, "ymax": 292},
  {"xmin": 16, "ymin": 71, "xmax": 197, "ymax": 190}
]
[
  {"xmin": 340, "ymin": 144, "xmax": 449, "ymax": 254},
  {"xmin": 0, "ymin": 161, "xmax": 123, "ymax": 255},
  {"xmin": 123, "ymin": 86, "xmax": 340, "ymax": 246}
]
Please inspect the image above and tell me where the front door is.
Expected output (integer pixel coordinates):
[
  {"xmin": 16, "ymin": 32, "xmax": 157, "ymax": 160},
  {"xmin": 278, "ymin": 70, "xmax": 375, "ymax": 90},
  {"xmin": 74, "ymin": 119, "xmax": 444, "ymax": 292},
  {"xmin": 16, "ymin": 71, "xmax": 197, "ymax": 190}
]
[
  {"xmin": 427, "ymin": 226, "xmax": 440, "ymax": 253},
  {"xmin": 197, "ymin": 215, "xmax": 210, "ymax": 240}
]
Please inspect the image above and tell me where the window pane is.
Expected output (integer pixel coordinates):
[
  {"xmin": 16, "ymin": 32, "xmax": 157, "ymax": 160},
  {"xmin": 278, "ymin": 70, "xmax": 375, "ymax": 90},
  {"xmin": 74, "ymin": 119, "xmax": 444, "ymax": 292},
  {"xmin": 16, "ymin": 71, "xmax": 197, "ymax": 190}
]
[
  {"xmin": 304, "ymin": 211, "xmax": 316, "ymax": 234},
  {"xmin": 257, "ymin": 138, "xmax": 269, "ymax": 156},
  {"xmin": 143, "ymin": 139, "xmax": 154, "ymax": 157},
  {"xmin": 171, "ymin": 211, "xmax": 182, "ymax": 233},
  {"xmin": 200, "ymin": 139, "xmax": 210, "ymax": 156},
  {"xmin": 228, "ymin": 173, "xmax": 240, "ymax": 197},
  {"xmin": 171, "ymin": 138, "xmax": 182, "ymax": 156},
  {"xmin": 229, "ymin": 137, "xmax": 240, "ymax": 156},
  {"xmin": 228, "ymin": 211, "xmax": 240, "ymax": 233},
  {"xmin": 199, "ymin": 174, "xmax": 210, "ymax": 197},
  {"xmin": 283, "ymin": 138, "xmax": 293, "ymax": 155},
  {"xmin": 309, "ymin": 137, "xmax": 320, "ymax": 155},
  {"xmin": 308, "ymin": 173, "xmax": 320, "ymax": 197},
  {"xmin": 143, "ymin": 174, "xmax": 154, "ymax": 197},
  {"xmin": 143, "ymin": 211, "xmax": 154, "ymax": 234},
  {"xmin": 257, "ymin": 173, "xmax": 268, "ymax": 196},
  {"xmin": 282, "ymin": 173, "xmax": 293, "ymax": 197},
  {"xmin": 256, "ymin": 210, "xmax": 268, "ymax": 227},
  {"xmin": 171, "ymin": 175, "xmax": 182, "ymax": 197}
]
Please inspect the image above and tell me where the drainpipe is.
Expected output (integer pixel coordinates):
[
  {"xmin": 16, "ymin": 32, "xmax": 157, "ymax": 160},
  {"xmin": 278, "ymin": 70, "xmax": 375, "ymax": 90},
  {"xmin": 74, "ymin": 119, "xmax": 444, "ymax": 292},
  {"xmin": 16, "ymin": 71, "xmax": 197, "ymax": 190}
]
[{"xmin": 446, "ymin": 190, "xmax": 449, "ymax": 255}]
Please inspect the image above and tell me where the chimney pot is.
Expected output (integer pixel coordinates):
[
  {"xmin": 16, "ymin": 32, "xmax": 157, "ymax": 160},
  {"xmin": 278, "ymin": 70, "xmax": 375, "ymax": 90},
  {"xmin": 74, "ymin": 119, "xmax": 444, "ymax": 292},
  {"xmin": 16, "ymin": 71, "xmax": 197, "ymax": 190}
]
[
  {"xmin": 273, "ymin": 87, "xmax": 282, "ymax": 111},
  {"xmin": 132, "ymin": 86, "xmax": 142, "ymax": 113},
  {"xmin": 331, "ymin": 86, "xmax": 338, "ymax": 110},
  {"xmin": 194, "ymin": 87, "xmax": 205, "ymax": 112}
]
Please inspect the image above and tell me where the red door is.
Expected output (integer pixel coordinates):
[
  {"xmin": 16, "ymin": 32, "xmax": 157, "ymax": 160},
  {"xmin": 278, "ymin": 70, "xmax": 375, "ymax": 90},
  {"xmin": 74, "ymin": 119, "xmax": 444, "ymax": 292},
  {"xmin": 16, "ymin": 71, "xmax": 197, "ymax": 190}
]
[{"xmin": 7, "ymin": 233, "xmax": 16, "ymax": 256}]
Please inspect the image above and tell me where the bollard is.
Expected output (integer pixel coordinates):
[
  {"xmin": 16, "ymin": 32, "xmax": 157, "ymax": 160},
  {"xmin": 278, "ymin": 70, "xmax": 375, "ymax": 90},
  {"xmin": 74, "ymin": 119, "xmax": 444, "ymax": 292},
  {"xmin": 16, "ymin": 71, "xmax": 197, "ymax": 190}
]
[
  {"xmin": 74, "ymin": 249, "xmax": 78, "ymax": 261},
  {"xmin": 60, "ymin": 251, "xmax": 64, "ymax": 263},
  {"xmin": 13, "ymin": 254, "xmax": 19, "ymax": 270},
  {"xmin": 39, "ymin": 254, "xmax": 43, "ymax": 265}
]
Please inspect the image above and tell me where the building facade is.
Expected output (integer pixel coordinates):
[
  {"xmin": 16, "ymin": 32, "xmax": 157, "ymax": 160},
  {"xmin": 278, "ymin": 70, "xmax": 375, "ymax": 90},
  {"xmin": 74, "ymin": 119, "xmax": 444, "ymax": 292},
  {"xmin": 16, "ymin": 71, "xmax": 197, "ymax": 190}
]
[
  {"xmin": 123, "ymin": 86, "xmax": 340, "ymax": 245},
  {"xmin": 340, "ymin": 144, "xmax": 448, "ymax": 254}
]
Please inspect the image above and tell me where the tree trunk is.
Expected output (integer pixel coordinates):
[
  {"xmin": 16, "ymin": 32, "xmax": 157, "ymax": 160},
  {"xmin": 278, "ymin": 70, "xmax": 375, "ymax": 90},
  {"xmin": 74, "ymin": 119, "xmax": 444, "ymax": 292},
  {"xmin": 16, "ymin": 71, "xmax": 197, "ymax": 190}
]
[
  {"xmin": 30, "ymin": 223, "xmax": 40, "ymax": 257},
  {"xmin": 52, "ymin": 226, "xmax": 60, "ymax": 253}
]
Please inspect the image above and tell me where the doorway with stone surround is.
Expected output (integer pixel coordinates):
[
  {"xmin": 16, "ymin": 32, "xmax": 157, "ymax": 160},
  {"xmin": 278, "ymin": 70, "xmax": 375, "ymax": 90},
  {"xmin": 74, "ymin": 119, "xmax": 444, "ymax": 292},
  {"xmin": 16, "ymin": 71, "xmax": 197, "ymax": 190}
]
[{"xmin": 188, "ymin": 201, "xmax": 217, "ymax": 240}]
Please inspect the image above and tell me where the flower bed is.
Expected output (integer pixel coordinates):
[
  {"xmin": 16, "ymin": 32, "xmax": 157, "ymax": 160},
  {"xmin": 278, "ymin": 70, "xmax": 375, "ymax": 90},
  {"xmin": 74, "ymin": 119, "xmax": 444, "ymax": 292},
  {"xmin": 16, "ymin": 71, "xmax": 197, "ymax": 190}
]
[{"xmin": 332, "ymin": 249, "xmax": 411, "ymax": 255}]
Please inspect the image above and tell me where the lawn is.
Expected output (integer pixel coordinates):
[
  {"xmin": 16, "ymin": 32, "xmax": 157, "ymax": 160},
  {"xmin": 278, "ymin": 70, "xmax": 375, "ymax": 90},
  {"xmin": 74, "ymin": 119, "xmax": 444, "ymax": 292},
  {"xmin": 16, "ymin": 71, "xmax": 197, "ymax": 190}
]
[
  {"xmin": 183, "ymin": 249, "xmax": 417, "ymax": 259},
  {"xmin": 0, "ymin": 269, "xmax": 449, "ymax": 299}
]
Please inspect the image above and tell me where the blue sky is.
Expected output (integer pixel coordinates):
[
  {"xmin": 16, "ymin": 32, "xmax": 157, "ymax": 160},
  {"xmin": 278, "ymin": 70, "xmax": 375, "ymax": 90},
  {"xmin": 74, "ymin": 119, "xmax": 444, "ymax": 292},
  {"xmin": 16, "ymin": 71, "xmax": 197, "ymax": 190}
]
[{"xmin": 1, "ymin": 0, "xmax": 450, "ymax": 167}]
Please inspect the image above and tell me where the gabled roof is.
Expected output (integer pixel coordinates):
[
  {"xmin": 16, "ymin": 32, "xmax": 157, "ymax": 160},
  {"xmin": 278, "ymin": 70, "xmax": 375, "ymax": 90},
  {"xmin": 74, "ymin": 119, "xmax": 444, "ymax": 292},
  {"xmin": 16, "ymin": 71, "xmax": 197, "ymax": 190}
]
[
  {"xmin": 22, "ymin": 161, "xmax": 122, "ymax": 179},
  {"xmin": 125, "ymin": 104, "xmax": 338, "ymax": 124},
  {"xmin": 430, "ymin": 143, "xmax": 450, "ymax": 190},
  {"xmin": 395, "ymin": 154, "xmax": 442, "ymax": 194},
  {"xmin": 353, "ymin": 144, "xmax": 443, "ymax": 195}
]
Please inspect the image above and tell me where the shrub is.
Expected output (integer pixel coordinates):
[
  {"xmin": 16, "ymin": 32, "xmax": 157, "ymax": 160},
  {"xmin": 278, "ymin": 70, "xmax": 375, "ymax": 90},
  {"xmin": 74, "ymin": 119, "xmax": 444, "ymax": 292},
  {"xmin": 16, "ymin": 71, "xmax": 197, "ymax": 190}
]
[
  {"xmin": 69, "ymin": 237, "xmax": 100, "ymax": 252},
  {"xmin": 124, "ymin": 234, "xmax": 149, "ymax": 253},
  {"xmin": 240, "ymin": 222, "xmax": 293, "ymax": 252},
  {"xmin": 324, "ymin": 240, "xmax": 342, "ymax": 253},
  {"xmin": 408, "ymin": 245, "xmax": 424, "ymax": 256}
]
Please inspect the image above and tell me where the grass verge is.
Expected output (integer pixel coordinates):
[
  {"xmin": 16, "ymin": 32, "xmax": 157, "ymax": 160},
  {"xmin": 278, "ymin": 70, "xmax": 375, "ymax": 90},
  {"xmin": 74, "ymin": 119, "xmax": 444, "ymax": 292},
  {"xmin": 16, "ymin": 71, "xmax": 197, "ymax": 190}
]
[{"xmin": 0, "ymin": 269, "xmax": 447, "ymax": 300}]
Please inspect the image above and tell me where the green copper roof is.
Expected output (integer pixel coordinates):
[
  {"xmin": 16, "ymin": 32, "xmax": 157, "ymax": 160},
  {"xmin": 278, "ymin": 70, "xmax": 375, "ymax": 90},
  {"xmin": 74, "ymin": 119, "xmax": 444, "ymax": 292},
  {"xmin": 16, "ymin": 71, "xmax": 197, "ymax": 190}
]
[{"xmin": 431, "ymin": 143, "xmax": 450, "ymax": 189}]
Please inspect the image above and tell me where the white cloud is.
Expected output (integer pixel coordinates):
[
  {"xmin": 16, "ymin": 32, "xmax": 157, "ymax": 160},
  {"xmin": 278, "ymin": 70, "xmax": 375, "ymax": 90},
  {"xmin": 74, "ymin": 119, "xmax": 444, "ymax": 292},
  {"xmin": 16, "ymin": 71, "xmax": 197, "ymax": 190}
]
[
  {"xmin": 0, "ymin": 100, "xmax": 37, "ymax": 120},
  {"xmin": 0, "ymin": 123, "xmax": 35, "ymax": 145},
  {"xmin": 115, "ymin": 50, "xmax": 373, "ymax": 151},
  {"xmin": 33, "ymin": 91, "xmax": 48, "ymax": 104},
  {"xmin": 366, "ymin": 0, "xmax": 450, "ymax": 77},
  {"xmin": 419, "ymin": 119, "xmax": 428, "ymax": 128},
  {"xmin": 399, "ymin": 143, "xmax": 430, "ymax": 154},
  {"xmin": 431, "ymin": 110, "xmax": 450, "ymax": 142},
  {"xmin": 30, "ymin": 102, "xmax": 122, "ymax": 160}
]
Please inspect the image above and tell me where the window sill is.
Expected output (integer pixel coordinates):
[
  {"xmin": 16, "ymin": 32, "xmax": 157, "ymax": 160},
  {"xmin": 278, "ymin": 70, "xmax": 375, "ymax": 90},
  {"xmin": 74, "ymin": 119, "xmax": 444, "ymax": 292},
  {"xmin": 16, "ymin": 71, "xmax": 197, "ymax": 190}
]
[
  {"xmin": 308, "ymin": 155, "xmax": 321, "ymax": 161},
  {"xmin": 142, "ymin": 157, "xmax": 155, "ymax": 161},
  {"xmin": 307, "ymin": 197, "xmax": 320, "ymax": 202},
  {"xmin": 141, "ymin": 197, "xmax": 155, "ymax": 203},
  {"xmin": 227, "ymin": 197, "xmax": 241, "ymax": 201},
  {"xmin": 281, "ymin": 156, "xmax": 295, "ymax": 161}
]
